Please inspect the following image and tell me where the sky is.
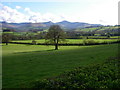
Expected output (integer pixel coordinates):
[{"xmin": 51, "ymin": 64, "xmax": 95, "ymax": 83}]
[{"xmin": 0, "ymin": 0, "xmax": 119, "ymax": 25}]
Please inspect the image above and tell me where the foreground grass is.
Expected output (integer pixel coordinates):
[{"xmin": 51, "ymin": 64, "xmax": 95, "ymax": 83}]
[
  {"xmin": 2, "ymin": 44, "xmax": 118, "ymax": 88},
  {"xmin": 31, "ymin": 57, "xmax": 120, "ymax": 89}
]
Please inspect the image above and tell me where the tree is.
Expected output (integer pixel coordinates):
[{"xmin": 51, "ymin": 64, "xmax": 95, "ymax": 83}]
[
  {"xmin": 2, "ymin": 33, "xmax": 12, "ymax": 45},
  {"xmin": 32, "ymin": 40, "xmax": 37, "ymax": 45},
  {"xmin": 106, "ymin": 32, "xmax": 111, "ymax": 38},
  {"xmin": 45, "ymin": 25, "xmax": 66, "ymax": 50}
]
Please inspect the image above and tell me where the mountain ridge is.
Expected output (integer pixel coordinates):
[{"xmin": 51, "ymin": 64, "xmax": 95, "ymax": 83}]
[{"xmin": 1, "ymin": 20, "xmax": 103, "ymax": 31}]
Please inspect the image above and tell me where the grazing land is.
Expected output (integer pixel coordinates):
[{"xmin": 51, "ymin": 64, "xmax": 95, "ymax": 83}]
[
  {"xmin": 1, "ymin": 1, "xmax": 119, "ymax": 89},
  {"xmin": 12, "ymin": 38, "xmax": 119, "ymax": 44},
  {"xmin": 2, "ymin": 24, "xmax": 119, "ymax": 88},
  {"xmin": 31, "ymin": 56, "xmax": 120, "ymax": 89},
  {"xmin": 2, "ymin": 43, "xmax": 118, "ymax": 88}
]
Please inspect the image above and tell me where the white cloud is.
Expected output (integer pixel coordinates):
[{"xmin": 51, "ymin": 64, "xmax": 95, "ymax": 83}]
[
  {"xmin": 42, "ymin": 13, "xmax": 64, "ymax": 22},
  {"xmin": 16, "ymin": 6, "xmax": 21, "ymax": 9},
  {"xmin": 0, "ymin": 0, "xmax": 118, "ymax": 25},
  {"xmin": 24, "ymin": 7, "xmax": 30, "ymax": 12},
  {"xmin": 0, "ymin": 6, "xmax": 29, "ymax": 23},
  {"xmin": 65, "ymin": 0, "xmax": 118, "ymax": 25},
  {"xmin": 24, "ymin": 7, "xmax": 41, "ymax": 16},
  {"xmin": 0, "ymin": 5, "xmax": 64, "ymax": 23}
]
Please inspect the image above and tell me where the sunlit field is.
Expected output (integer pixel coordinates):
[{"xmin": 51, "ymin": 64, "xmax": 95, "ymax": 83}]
[
  {"xmin": 12, "ymin": 38, "xmax": 119, "ymax": 44},
  {"xmin": 1, "ymin": 0, "xmax": 119, "ymax": 89},
  {"xmin": 2, "ymin": 43, "xmax": 118, "ymax": 88}
]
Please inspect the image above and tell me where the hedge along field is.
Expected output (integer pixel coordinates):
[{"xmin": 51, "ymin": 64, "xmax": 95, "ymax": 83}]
[
  {"xmin": 31, "ymin": 57, "xmax": 120, "ymax": 89},
  {"xmin": 2, "ymin": 44, "xmax": 118, "ymax": 88},
  {"xmin": 12, "ymin": 39, "xmax": 118, "ymax": 44}
]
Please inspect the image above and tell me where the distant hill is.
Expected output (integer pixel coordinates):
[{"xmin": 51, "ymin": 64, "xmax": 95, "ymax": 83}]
[
  {"xmin": 56, "ymin": 21, "xmax": 102, "ymax": 30},
  {"xmin": 1, "ymin": 21, "xmax": 102, "ymax": 32}
]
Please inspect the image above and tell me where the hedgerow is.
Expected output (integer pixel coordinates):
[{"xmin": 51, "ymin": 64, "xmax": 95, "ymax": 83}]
[{"xmin": 30, "ymin": 57, "xmax": 120, "ymax": 89}]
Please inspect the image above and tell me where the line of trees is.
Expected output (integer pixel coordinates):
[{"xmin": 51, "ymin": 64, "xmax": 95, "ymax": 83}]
[
  {"xmin": 1, "ymin": 25, "xmax": 66, "ymax": 50},
  {"xmin": 1, "ymin": 25, "xmax": 119, "ymax": 50}
]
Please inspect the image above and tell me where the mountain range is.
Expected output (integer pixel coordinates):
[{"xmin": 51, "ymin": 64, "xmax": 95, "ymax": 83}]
[{"xmin": 1, "ymin": 21, "xmax": 102, "ymax": 32}]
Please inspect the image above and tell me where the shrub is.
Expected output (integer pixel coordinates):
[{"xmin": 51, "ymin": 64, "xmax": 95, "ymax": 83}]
[
  {"xmin": 86, "ymin": 40, "xmax": 96, "ymax": 44},
  {"xmin": 30, "ymin": 57, "xmax": 120, "ymax": 89},
  {"xmin": 83, "ymin": 39, "xmax": 97, "ymax": 45}
]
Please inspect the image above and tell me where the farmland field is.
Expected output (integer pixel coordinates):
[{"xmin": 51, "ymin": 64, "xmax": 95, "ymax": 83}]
[
  {"xmin": 12, "ymin": 38, "xmax": 119, "ymax": 44},
  {"xmin": 2, "ymin": 43, "xmax": 118, "ymax": 88},
  {"xmin": 1, "ymin": 1, "xmax": 120, "ymax": 89}
]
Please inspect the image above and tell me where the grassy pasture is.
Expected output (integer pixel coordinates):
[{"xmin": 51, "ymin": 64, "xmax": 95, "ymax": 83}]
[
  {"xmin": 12, "ymin": 38, "xmax": 118, "ymax": 44},
  {"xmin": 31, "ymin": 57, "xmax": 119, "ymax": 89},
  {"xmin": 87, "ymin": 36, "xmax": 119, "ymax": 39},
  {"xmin": 2, "ymin": 43, "xmax": 118, "ymax": 88}
]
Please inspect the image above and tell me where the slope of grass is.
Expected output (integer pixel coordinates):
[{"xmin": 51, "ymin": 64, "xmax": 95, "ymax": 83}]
[
  {"xmin": 76, "ymin": 27, "xmax": 98, "ymax": 32},
  {"xmin": 12, "ymin": 39, "xmax": 118, "ymax": 44},
  {"xmin": 31, "ymin": 57, "xmax": 120, "ymax": 89},
  {"xmin": 75, "ymin": 26, "xmax": 118, "ymax": 32},
  {"xmin": 2, "ymin": 44, "xmax": 118, "ymax": 88}
]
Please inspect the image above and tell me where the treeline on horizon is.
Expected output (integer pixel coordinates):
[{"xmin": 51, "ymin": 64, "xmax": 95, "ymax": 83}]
[{"xmin": 1, "ymin": 25, "xmax": 119, "ymax": 41}]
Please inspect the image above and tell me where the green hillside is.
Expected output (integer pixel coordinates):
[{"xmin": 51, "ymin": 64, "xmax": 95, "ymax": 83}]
[{"xmin": 2, "ymin": 44, "xmax": 118, "ymax": 88}]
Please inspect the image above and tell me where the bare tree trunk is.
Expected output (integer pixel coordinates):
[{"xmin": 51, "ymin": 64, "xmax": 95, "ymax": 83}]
[
  {"xmin": 6, "ymin": 42, "xmax": 8, "ymax": 45},
  {"xmin": 55, "ymin": 43, "xmax": 58, "ymax": 50}
]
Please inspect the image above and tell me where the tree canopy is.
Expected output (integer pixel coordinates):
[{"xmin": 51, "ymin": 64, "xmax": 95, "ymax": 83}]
[
  {"xmin": 2, "ymin": 33, "xmax": 12, "ymax": 45},
  {"xmin": 45, "ymin": 25, "xmax": 66, "ymax": 50}
]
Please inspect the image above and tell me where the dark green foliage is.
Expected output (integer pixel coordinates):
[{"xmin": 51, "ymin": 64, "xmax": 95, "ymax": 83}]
[
  {"xmin": 45, "ymin": 25, "xmax": 66, "ymax": 50},
  {"xmin": 31, "ymin": 57, "xmax": 120, "ymax": 89},
  {"xmin": 2, "ymin": 33, "xmax": 13, "ymax": 45},
  {"xmin": 106, "ymin": 32, "xmax": 111, "ymax": 39}
]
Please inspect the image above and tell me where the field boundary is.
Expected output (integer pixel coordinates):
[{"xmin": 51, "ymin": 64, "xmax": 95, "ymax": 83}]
[{"xmin": 6, "ymin": 40, "xmax": 120, "ymax": 46}]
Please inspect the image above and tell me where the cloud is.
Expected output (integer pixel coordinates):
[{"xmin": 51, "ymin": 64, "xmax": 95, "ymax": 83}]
[
  {"xmin": 24, "ymin": 7, "xmax": 42, "ymax": 16},
  {"xmin": 42, "ymin": 13, "xmax": 64, "ymax": 22},
  {"xmin": 24, "ymin": 7, "xmax": 30, "ymax": 12},
  {"xmin": 16, "ymin": 6, "xmax": 21, "ymax": 9},
  {"xmin": 0, "ymin": 0, "xmax": 118, "ymax": 25},
  {"xmin": 28, "ymin": 13, "xmax": 64, "ymax": 23},
  {"xmin": 0, "ymin": 5, "xmax": 29, "ymax": 23},
  {"xmin": 0, "ymin": 5, "xmax": 64, "ymax": 23},
  {"xmin": 68, "ymin": 0, "xmax": 118, "ymax": 25}
]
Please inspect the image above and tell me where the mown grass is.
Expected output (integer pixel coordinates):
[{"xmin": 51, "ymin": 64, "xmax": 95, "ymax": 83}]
[{"xmin": 2, "ymin": 43, "xmax": 118, "ymax": 88}]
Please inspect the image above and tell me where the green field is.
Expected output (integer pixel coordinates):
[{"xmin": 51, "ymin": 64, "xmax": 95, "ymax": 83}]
[
  {"xmin": 12, "ymin": 38, "xmax": 118, "ymax": 44},
  {"xmin": 2, "ymin": 43, "xmax": 118, "ymax": 88},
  {"xmin": 31, "ymin": 56, "xmax": 119, "ymax": 88},
  {"xmin": 75, "ymin": 26, "xmax": 118, "ymax": 32}
]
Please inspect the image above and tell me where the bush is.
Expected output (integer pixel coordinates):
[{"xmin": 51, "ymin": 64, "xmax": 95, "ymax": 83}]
[
  {"xmin": 83, "ymin": 39, "xmax": 97, "ymax": 45},
  {"xmin": 86, "ymin": 40, "xmax": 96, "ymax": 44},
  {"xmin": 30, "ymin": 57, "xmax": 120, "ymax": 89}
]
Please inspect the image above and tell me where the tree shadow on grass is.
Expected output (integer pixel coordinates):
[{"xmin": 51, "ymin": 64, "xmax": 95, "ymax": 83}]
[
  {"xmin": 13, "ymin": 50, "xmax": 43, "ymax": 54},
  {"xmin": 13, "ymin": 49, "xmax": 55, "ymax": 54},
  {"xmin": 47, "ymin": 49, "xmax": 55, "ymax": 51}
]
